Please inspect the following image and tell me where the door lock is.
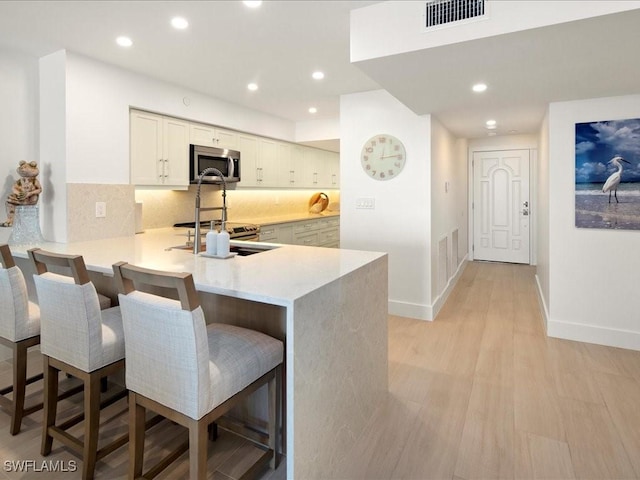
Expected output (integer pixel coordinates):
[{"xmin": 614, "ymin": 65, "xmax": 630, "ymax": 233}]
[{"xmin": 522, "ymin": 209, "xmax": 529, "ymax": 216}]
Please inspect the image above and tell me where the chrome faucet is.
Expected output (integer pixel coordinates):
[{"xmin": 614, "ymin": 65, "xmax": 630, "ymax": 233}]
[{"xmin": 194, "ymin": 167, "xmax": 227, "ymax": 255}]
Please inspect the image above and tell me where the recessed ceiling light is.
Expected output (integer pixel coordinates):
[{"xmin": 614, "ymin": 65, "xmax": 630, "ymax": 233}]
[
  {"xmin": 487, "ymin": 131, "xmax": 497, "ymax": 136},
  {"xmin": 472, "ymin": 83, "xmax": 487, "ymax": 93},
  {"xmin": 243, "ymin": 1, "xmax": 262, "ymax": 8},
  {"xmin": 485, "ymin": 119, "xmax": 497, "ymax": 127},
  {"xmin": 486, "ymin": 125, "xmax": 497, "ymax": 130},
  {"xmin": 312, "ymin": 71, "xmax": 325, "ymax": 80},
  {"xmin": 247, "ymin": 83, "xmax": 258, "ymax": 91},
  {"xmin": 308, "ymin": 107, "xmax": 318, "ymax": 114},
  {"xmin": 171, "ymin": 17, "xmax": 189, "ymax": 29},
  {"xmin": 116, "ymin": 36, "xmax": 133, "ymax": 47}
]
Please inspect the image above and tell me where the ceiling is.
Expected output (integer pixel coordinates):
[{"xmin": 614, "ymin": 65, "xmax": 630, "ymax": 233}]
[{"xmin": 1, "ymin": 1, "xmax": 639, "ymax": 142}]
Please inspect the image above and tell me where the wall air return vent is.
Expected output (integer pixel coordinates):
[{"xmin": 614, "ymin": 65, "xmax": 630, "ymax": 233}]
[{"xmin": 424, "ymin": 0, "xmax": 486, "ymax": 29}]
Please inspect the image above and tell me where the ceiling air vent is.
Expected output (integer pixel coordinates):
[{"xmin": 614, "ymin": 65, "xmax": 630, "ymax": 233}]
[{"xmin": 425, "ymin": 0, "xmax": 485, "ymax": 28}]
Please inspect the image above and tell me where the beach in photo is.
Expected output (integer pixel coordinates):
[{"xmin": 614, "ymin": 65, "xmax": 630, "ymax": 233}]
[{"xmin": 575, "ymin": 183, "xmax": 640, "ymax": 229}]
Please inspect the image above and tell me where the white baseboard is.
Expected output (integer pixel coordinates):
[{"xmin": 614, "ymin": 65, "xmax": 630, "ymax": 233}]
[
  {"xmin": 547, "ymin": 320, "xmax": 640, "ymax": 351},
  {"xmin": 535, "ymin": 274, "xmax": 640, "ymax": 351},
  {"xmin": 432, "ymin": 256, "xmax": 468, "ymax": 319},
  {"xmin": 388, "ymin": 255, "xmax": 469, "ymax": 322},
  {"xmin": 534, "ymin": 274, "xmax": 549, "ymax": 331},
  {"xmin": 388, "ymin": 300, "xmax": 432, "ymax": 321}
]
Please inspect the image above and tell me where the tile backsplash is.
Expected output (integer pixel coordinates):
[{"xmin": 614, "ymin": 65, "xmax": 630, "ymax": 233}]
[
  {"xmin": 67, "ymin": 183, "xmax": 135, "ymax": 242},
  {"xmin": 136, "ymin": 187, "xmax": 340, "ymax": 229}
]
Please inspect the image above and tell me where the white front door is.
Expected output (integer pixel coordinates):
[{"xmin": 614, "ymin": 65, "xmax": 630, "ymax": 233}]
[{"xmin": 473, "ymin": 149, "xmax": 530, "ymax": 264}]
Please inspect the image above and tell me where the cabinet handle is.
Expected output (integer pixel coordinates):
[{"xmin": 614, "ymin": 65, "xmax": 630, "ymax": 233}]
[{"xmin": 303, "ymin": 239, "xmax": 313, "ymax": 245}]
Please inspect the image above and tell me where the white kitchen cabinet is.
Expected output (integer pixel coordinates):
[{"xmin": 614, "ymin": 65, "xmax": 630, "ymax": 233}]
[
  {"xmin": 130, "ymin": 110, "xmax": 189, "ymax": 187},
  {"xmin": 257, "ymin": 138, "xmax": 279, "ymax": 187},
  {"xmin": 277, "ymin": 142, "xmax": 297, "ymax": 187},
  {"xmin": 259, "ymin": 222, "xmax": 293, "ymax": 244},
  {"xmin": 327, "ymin": 151, "xmax": 340, "ymax": 188},
  {"xmin": 189, "ymin": 122, "xmax": 238, "ymax": 149},
  {"xmin": 261, "ymin": 216, "xmax": 339, "ymax": 248},
  {"xmin": 297, "ymin": 147, "xmax": 339, "ymax": 189},
  {"xmin": 238, "ymin": 136, "xmax": 280, "ymax": 187},
  {"xmin": 237, "ymin": 134, "xmax": 258, "ymax": 186}
]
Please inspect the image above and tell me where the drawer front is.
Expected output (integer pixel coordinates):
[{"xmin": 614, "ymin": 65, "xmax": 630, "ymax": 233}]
[
  {"xmin": 259, "ymin": 227, "xmax": 278, "ymax": 242},
  {"xmin": 293, "ymin": 221, "xmax": 321, "ymax": 234},
  {"xmin": 318, "ymin": 228, "xmax": 339, "ymax": 246},
  {"xmin": 293, "ymin": 231, "xmax": 318, "ymax": 246}
]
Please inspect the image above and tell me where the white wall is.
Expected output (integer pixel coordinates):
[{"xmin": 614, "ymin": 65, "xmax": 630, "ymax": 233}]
[
  {"xmin": 64, "ymin": 52, "xmax": 296, "ymax": 184},
  {"xmin": 546, "ymin": 94, "xmax": 640, "ymax": 350},
  {"xmin": 430, "ymin": 117, "xmax": 468, "ymax": 312},
  {"xmin": 340, "ymin": 89, "xmax": 432, "ymax": 319},
  {"xmin": 536, "ymin": 111, "xmax": 551, "ymax": 326},
  {"xmin": 351, "ymin": 1, "xmax": 640, "ymax": 62},
  {"xmin": 0, "ymin": 48, "xmax": 38, "ymax": 217},
  {"xmin": 39, "ymin": 50, "xmax": 68, "ymax": 242}
]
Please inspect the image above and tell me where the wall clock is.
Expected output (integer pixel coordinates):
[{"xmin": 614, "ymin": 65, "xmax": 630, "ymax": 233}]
[{"xmin": 360, "ymin": 134, "xmax": 406, "ymax": 181}]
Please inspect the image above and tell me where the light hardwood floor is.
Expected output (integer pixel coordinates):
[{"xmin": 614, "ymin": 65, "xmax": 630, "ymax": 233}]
[{"xmin": 2, "ymin": 261, "xmax": 640, "ymax": 479}]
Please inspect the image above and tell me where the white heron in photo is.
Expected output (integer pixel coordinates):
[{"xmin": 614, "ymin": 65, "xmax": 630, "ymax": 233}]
[{"xmin": 602, "ymin": 155, "xmax": 631, "ymax": 203}]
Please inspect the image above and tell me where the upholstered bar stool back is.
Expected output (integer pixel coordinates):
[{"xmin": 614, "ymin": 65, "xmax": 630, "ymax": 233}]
[
  {"xmin": 0, "ymin": 244, "xmax": 42, "ymax": 435},
  {"xmin": 29, "ymin": 248, "xmax": 127, "ymax": 480},
  {"xmin": 113, "ymin": 261, "xmax": 283, "ymax": 480}
]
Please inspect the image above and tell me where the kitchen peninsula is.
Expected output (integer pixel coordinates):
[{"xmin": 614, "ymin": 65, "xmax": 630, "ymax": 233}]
[{"xmin": 7, "ymin": 227, "xmax": 388, "ymax": 478}]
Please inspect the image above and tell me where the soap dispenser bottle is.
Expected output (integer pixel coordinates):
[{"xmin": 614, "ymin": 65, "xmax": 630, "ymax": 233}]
[
  {"xmin": 205, "ymin": 223, "xmax": 218, "ymax": 256},
  {"xmin": 217, "ymin": 223, "xmax": 231, "ymax": 257}
]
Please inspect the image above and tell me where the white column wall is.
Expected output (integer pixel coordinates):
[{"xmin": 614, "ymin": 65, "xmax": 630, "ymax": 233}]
[
  {"xmin": 547, "ymin": 94, "xmax": 640, "ymax": 349},
  {"xmin": 39, "ymin": 51, "xmax": 68, "ymax": 242},
  {"xmin": 340, "ymin": 89, "xmax": 432, "ymax": 319},
  {"xmin": 430, "ymin": 117, "xmax": 468, "ymax": 312}
]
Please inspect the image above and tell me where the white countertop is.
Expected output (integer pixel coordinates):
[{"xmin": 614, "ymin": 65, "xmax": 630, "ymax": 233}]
[{"xmin": 7, "ymin": 227, "xmax": 383, "ymax": 308}]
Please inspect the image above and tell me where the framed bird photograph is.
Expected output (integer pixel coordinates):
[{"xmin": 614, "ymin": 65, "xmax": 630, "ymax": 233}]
[{"xmin": 575, "ymin": 117, "xmax": 640, "ymax": 230}]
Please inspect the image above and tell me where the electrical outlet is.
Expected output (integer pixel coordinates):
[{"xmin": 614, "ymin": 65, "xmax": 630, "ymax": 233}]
[
  {"xmin": 95, "ymin": 202, "xmax": 106, "ymax": 218},
  {"xmin": 355, "ymin": 197, "xmax": 375, "ymax": 209}
]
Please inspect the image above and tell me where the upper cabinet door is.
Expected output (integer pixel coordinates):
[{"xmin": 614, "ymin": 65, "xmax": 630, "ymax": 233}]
[
  {"xmin": 163, "ymin": 118, "xmax": 189, "ymax": 185},
  {"xmin": 130, "ymin": 111, "xmax": 164, "ymax": 185},
  {"xmin": 189, "ymin": 123, "xmax": 216, "ymax": 147},
  {"xmin": 189, "ymin": 123, "xmax": 238, "ymax": 149},
  {"xmin": 130, "ymin": 110, "xmax": 189, "ymax": 187},
  {"xmin": 237, "ymin": 134, "xmax": 259, "ymax": 187},
  {"xmin": 257, "ymin": 138, "xmax": 278, "ymax": 187}
]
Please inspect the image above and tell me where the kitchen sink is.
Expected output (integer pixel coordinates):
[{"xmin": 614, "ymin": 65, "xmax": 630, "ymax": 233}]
[{"xmin": 167, "ymin": 243, "xmax": 276, "ymax": 256}]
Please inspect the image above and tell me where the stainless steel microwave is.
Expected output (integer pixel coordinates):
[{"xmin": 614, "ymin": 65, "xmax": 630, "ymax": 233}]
[{"xmin": 190, "ymin": 144, "xmax": 240, "ymax": 184}]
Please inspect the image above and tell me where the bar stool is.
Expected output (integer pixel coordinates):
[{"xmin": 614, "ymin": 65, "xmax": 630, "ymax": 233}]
[
  {"xmin": 113, "ymin": 261, "xmax": 283, "ymax": 479},
  {"xmin": 29, "ymin": 248, "xmax": 128, "ymax": 480},
  {"xmin": 0, "ymin": 244, "xmax": 42, "ymax": 435}
]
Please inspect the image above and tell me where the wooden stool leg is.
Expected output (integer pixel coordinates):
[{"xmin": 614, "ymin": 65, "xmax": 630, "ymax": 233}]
[
  {"xmin": 10, "ymin": 343, "xmax": 28, "ymax": 435},
  {"xmin": 41, "ymin": 356, "xmax": 58, "ymax": 456},
  {"xmin": 268, "ymin": 366, "xmax": 281, "ymax": 469},
  {"xmin": 188, "ymin": 420, "xmax": 207, "ymax": 480},
  {"xmin": 129, "ymin": 393, "xmax": 145, "ymax": 479},
  {"xmin": 82, "ymin": 373, "xmax": 101, "ymax": 480}
]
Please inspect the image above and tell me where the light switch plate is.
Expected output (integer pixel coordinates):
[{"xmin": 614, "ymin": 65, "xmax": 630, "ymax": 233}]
[
  {"xmin": 355, "ymin": 197, "xmax": 375, "ymax": 209},
  {"xmin": 95, "ymin": 202, "xmax": 106, "ymax": 218}
]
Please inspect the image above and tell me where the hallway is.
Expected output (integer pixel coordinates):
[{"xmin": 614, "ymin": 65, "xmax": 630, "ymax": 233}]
[{"xmin": 333, "ymin": 261, "xmax": 640, "ymax": 479}]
